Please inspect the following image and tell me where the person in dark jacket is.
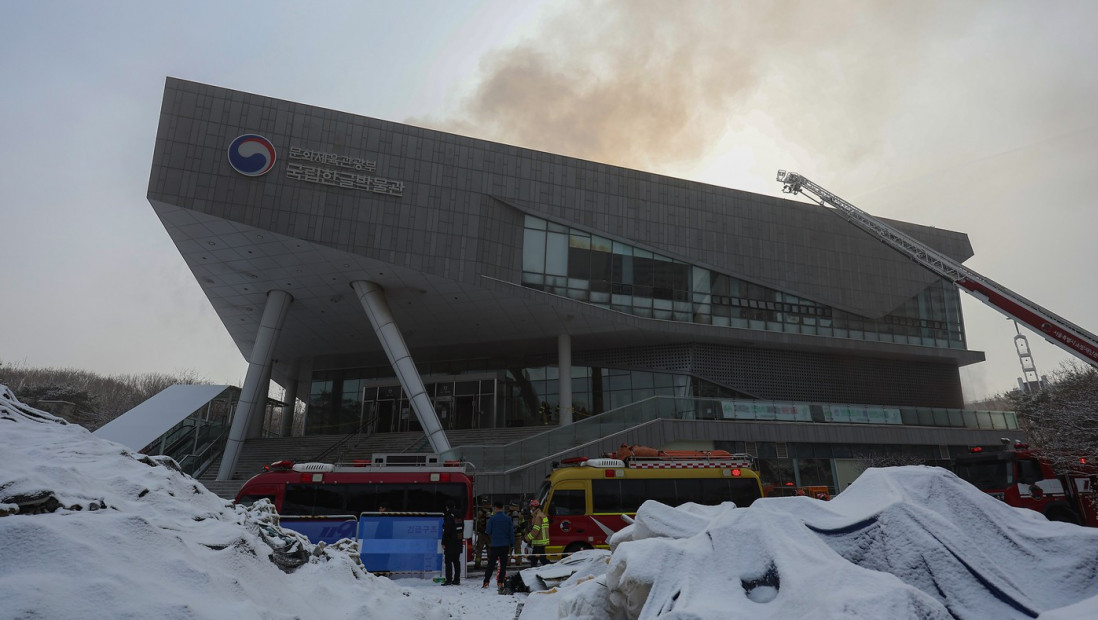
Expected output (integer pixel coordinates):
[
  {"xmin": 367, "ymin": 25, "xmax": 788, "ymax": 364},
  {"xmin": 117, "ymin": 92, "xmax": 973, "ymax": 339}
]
[
  {"xmin": 441, "ymin": 502, "xmax": 463, "ymax": 585},
  {"xmin": 482, "ymin": 500, "xmax": 515, "ymax": 592}
]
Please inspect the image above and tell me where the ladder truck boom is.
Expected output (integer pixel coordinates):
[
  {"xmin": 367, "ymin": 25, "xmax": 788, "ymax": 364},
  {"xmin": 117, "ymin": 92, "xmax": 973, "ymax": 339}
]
[{"xmin": 776, "ymin": 170, "xmax": 1098, "ymax": 368}]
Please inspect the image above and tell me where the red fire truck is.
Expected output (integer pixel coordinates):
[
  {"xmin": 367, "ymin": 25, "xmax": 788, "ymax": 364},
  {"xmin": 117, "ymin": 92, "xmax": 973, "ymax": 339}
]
[
  {"xmin": 533, "ymin": 446, "xmax": 764, "ymax": 559},
  {"xmin": 952, "ymin": 443, "xmax": 1098, "ymax": 526},
  {"xmin": 234, "ymin": 453, "xmax": 476, "ymax": 545}
]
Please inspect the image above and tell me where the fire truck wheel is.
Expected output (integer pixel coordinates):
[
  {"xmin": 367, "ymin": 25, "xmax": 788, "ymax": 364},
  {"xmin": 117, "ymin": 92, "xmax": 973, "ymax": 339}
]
[{"xmin": 564, "ymin": 542, "xmax": 593, "ymax": 556}]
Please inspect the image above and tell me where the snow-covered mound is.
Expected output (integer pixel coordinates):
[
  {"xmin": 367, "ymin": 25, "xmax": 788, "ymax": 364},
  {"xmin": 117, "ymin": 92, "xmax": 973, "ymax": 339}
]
[
  {"xmin": 8, "ymin": 380, "xmax": 1098, "ymax": 620},
  {"xmin": 0, "ymin": 386, "xmax": 448, "ymax": 620},
  {"xmin": 759, "ymin": 467, "xmax": 1098, "ymax": 618},
  {"xmin": 523, "ymin": 467, "xmax": 1098, "ymax": 619},
  {"xmin": 518, "ymin": 549, "xmax": 613, "ymax": 619}
]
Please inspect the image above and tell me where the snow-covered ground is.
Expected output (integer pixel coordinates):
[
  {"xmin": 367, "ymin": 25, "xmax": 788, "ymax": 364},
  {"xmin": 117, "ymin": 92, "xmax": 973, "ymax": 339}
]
[{"xmin": 3, "ymin": 384, "xmax": 1098, "ymax": 619}]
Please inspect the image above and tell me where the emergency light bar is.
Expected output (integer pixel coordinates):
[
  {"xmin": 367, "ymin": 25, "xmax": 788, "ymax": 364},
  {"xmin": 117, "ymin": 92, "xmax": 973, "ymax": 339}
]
[{"xmin": 293, "ymin": 462, "xmax": 335, "ymax": 473}]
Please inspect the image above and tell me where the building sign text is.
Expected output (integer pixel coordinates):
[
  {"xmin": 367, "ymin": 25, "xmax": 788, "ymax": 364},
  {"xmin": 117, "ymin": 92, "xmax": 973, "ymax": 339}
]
[{"xmin": 286, "ymin": 146, "xmax": 404, "ymax": 197}]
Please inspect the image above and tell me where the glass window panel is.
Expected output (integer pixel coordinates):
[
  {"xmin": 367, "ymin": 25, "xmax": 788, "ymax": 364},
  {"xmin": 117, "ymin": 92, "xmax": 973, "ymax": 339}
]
[
  {"xmin": 546, "ymin": 232, "xmax": 568, "ymax": 276},
  {"xmin": 569, "ymin": 231, "xmax": 591, "ymax": 249},
  {"xmin": 523, "ymin": 228, "xmax": 546, "ymax": 273},
  {"xmin": 524, "ymin": 215, "xmax": 546, "ymax": 230},
  {"xmin": 547, "ymin": 221, "xmax": 568, "ymax": 233},
  {"xmin": 692, "ymin": 267, "xmax": 711, "ymax": 293},
  {"xmin": 963, "ymin": 411, "xmax": 980, "ymax": 429},
  {"xmin": 591, "ymin": 235, "xmax": 613, "ymax": 253},
  {"xmin": 642, "ymin": 479, "xmax": 678, "ymax": 507},
  {"xmin": 344, "ymin": 483, "xmax": 379, "ymax": 514},
  {"xmin": 591, "ymin": 480, "xmax": 625, "ymax": 513},
  {"xmin": 933, "ymin": 410, "xmax": 951, "ymax": 426},
  {"xmin": 612, "ymin": 254, "xmax": 633, "ymax": 285},
  {"xmin": 567, "ymin": 247, "xmax": 591, "ymax": 280},
  {"xmin": 608, "ymin": 372, "xmax": 632, "ymax": 390},
  {"xmin": 590, "ymin": 249, "xmax": 612, "ymax": 283},
  {"xmin": 282, "ymin": 484, "xmax": 323, "ymax": 515},
  {"xmin": 633, "ymin": 256, "xmax": 655, "ymax": 286},
  {"xmin": 948, "ymin": 410, "xmax": 965, "ymax": 427},
  {"xmin": 797, "ymin": 459, "xmax": 835, "ymax": 488},
  {"xmin": 609, "ymin": 391, "xmax": 632, "ymax": 410},
  {"xmin": 548, "ymin": 489, "xmax": 586, "ymax": 516},
  {"xmin": 674, "ymin": 478, "xmax": 704, "ymax": 505}
]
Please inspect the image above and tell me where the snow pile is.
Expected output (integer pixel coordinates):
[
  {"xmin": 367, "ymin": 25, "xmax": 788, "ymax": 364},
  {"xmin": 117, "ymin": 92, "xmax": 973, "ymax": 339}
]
[
  {"xmin": 0, "ymin": 385, "xmax": 448, "ymax": 620},
  {"xmin": 759, "ymin": 467, "xmax": 1098, "ymax": 618},
  {"xmin": 7, "ymin": 379, "xmax": 1098, "ymax": 620},
  {"xmin": 523, "ymin": 468, "xmax": 1098, "ymax": 619},
  {"xmin": 518, "ymin": 549, "xmax": 613, "ymax": 619}
]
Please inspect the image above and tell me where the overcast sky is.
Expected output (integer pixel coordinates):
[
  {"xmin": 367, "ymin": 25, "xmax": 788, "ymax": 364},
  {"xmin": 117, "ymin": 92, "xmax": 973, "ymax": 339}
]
[{"xmin": 2, "ymin": 0, "xmax": 1095, "ymax": 403}]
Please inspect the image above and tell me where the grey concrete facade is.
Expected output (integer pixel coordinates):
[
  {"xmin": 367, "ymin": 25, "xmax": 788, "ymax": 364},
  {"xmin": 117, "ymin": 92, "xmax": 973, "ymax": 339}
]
[{"xmin": 145, "ymin": 70, "xmax": 1006, "ymax": 493}]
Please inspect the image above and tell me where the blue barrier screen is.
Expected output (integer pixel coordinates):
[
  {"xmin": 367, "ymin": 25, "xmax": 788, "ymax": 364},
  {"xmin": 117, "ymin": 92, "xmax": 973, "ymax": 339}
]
[
  {"xmin": 359, "ymin": 515, "xmax": 443, "ymax": 573},
  {"xmin": 279, "ymin": 516, "xmax": 358, "ymax": 545}
]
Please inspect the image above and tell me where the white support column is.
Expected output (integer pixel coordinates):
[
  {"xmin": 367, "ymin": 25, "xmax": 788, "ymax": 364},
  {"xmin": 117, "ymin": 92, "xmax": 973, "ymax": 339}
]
[
  {"xmin": 351, "ymin": 281, "xmax": 451, "ymax": 453},
  {"xmin": 558, "ymin": 333, "xmax": 573, "ymax": 426},
  {"xmin": 282, "ymin": 359, "xmax": 313, "ymax": 437},
  {"xmin": 248, "ymin": 362, "xmax": 274, "ymax": 439},
  {"xmin": 217, "ymin": 289, "xmax": 293, "ymax": 481},
  {"xmin": 279, "ymin": 373, "xmax": 300, "ymax": 438}
]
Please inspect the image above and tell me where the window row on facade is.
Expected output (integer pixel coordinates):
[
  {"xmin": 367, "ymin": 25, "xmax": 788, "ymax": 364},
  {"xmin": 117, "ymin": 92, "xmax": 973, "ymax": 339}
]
[
  {"xmin": 521, "ymin": 215, "xmax": 967, "ymax": 348},
  {"xmin": 305, "ymin": 363, "xmax": 1015, "ymax": 437}
]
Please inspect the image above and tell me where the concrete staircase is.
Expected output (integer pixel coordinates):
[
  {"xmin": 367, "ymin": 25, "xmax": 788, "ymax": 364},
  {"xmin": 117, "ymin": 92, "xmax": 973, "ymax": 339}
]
[{"xmin": 199, "ymin": 425, "xmax": 552, "ymax": 500}]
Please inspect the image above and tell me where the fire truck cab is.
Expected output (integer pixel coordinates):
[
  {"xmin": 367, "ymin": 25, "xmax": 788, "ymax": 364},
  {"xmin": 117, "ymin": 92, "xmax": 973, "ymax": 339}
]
[
  {"xmin": 952, "ymin": 443, "xmax": 1098, "ymax": 526},
  {"xmin": 534, "ymin": 446, "xmax": 764, "ymax": 559}
]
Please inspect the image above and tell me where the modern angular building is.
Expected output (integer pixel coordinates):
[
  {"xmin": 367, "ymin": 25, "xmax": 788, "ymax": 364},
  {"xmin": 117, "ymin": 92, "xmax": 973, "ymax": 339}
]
[{"xmin": 148, "ymin": 78, "xmax": 1015, "ymax": 494}]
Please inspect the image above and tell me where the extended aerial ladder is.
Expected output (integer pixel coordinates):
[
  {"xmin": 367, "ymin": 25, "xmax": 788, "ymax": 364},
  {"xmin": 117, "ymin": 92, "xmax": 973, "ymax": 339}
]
[{"xmin": 776, "ymin": 170, "xmax": 1098, "ymax": 369}]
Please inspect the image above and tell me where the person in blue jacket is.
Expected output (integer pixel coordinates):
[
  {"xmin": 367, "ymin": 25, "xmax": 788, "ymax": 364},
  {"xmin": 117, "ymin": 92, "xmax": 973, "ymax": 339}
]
[{"xmin": 482, "ymin": 500, "xmax": 515, "ymax": 592}]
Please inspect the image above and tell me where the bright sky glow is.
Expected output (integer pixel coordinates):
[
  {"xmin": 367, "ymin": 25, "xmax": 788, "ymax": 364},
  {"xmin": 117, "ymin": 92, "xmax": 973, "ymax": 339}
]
[{"xmin": 2, "ymin": 1, "xmax": 1096, "ymax": 401}]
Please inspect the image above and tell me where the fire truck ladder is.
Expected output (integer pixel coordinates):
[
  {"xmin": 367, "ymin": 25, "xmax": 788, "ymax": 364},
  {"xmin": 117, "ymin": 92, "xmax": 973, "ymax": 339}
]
[{"xmin": 776, "ymin": 170, "xmax": 1098, "ymax": 369}]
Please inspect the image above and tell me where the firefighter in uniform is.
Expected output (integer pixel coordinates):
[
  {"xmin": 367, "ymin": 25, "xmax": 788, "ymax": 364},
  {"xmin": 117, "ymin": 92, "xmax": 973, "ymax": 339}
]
[
  {"xmin": 524, "ymin": 499, "xmax": 550, "ymax": 566},
  {"xmin": 508, "ymin": 501, "xmax": 527, "ymax": 564},
  {"xmin": 472, "ymin": 499, "xmax": 491, "ymax": 569}
]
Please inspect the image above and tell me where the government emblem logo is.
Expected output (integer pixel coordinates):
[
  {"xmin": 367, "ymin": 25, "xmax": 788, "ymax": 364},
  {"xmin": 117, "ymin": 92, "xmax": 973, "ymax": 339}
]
[{"xmin": 227, "ymin": 134, "xmax": 276, "ymax": 177}]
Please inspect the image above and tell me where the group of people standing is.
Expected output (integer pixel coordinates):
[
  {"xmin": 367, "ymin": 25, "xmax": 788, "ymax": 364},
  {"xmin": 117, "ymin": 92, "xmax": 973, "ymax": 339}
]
[
  {"xmin": 375, "ymin": 497, "xmax": 551, "ymax": 591},
  {"xmin": 471, "ymin": 498, "xmax": 550, "ymax": 593}
]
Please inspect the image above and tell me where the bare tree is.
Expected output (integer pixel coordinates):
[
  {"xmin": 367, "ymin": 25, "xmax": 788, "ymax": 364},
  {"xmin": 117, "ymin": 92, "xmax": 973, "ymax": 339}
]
[
  {"xmin": 1008, "ymin": 361, "xmax": 1098, "ymax": 474},
  {"xmin": 0, "ymin": 360, "xmax": 212, "ymax": 430},
  {"xmin": 856, "ymin": 452, "xmax": 931, "ymax": 469}
]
